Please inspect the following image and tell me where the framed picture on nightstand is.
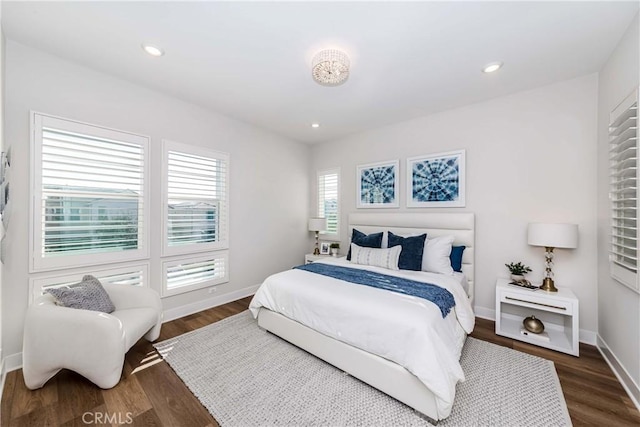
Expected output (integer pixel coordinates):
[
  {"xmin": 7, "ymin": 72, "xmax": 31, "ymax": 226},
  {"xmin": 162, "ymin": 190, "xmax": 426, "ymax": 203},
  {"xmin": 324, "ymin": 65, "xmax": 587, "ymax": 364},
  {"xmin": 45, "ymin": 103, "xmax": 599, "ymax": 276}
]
[{"xmin": 319, "ymin": 242, "xmax": 330, "ymax": 255}]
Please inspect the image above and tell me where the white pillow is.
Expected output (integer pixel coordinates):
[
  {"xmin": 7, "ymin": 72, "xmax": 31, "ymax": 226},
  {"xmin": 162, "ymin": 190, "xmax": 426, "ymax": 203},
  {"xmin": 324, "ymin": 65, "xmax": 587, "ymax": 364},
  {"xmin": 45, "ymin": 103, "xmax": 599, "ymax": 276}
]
[
  {"xmin": 350, "ymin": 243, "xmax": 401, "ymax": 270},
  {"xmin": 422, "ymin": 235, "xmax": 455, "ymax": 275}
]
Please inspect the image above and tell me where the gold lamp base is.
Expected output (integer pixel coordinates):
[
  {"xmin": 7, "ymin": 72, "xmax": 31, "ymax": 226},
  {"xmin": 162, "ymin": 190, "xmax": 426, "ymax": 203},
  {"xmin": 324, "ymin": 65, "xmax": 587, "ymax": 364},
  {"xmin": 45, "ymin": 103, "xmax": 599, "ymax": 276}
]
[{"xmin": 539, "ymin": 277, "xmax": 558, "ymax": 292}]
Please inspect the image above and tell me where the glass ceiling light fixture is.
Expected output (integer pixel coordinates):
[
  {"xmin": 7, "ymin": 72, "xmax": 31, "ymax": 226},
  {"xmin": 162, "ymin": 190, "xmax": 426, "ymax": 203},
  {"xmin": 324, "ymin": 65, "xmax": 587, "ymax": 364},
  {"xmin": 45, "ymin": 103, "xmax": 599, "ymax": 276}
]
[{"xmin": 312, "ymin": 49, "xmax": 350, "ymax": 86}]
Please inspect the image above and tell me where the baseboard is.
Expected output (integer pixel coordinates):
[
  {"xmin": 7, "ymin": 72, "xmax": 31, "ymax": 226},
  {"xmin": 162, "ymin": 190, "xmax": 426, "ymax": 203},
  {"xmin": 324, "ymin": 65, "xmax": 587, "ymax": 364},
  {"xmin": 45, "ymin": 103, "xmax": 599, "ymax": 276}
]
[
  {"xmin": 162, "ymin": 283, "xmax": 260, "ymax": 323},
  {"xmin": 597, "ymin": 335, "xmax": 640, "ymax": 411},
  {"xmin": 473, "ymin": 305, "xmax": 495, "ymax": 321},
  {"xmin": 0, "ymin": 351, "xmax": 4, "ymax": 408},
  {"xmin": 473, "ymin": 305, "xmax": 597, "ymax": 345},
  {"xmin": 2, "ymin": 352, "xmax": 22, "ymax": 374}
]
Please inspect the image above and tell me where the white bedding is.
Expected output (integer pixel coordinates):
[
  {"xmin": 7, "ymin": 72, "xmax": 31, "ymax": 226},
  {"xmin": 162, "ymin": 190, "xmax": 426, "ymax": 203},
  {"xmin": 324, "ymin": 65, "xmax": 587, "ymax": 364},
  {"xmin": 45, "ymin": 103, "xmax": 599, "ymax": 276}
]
[{"xmin": 249, "ymin": 257, "xmax": 475, "ymax": 417}]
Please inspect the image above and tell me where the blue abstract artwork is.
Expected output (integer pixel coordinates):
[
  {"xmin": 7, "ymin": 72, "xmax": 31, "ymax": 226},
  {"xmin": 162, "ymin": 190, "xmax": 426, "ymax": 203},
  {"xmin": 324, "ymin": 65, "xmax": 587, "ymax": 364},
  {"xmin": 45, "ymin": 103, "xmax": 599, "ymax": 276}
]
[
  {"xmin": 407, "ymin": 150, "xmax": 465, "ymax": 207},
  {"xmin": 357, "ymin": 160, "xmax": 399, "ymax": 208}
]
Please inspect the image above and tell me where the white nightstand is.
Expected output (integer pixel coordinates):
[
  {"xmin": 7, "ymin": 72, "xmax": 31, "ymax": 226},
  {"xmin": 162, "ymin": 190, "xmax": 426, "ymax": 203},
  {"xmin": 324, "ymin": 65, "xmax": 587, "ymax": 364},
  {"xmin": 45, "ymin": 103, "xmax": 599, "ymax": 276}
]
[
  {"xmin": 495, "ymin": 278, "xmax": 579, "ymax": 356},
  {"xmin": 304, "ymin": 254, "xmax": 332, "ymax": 264}
]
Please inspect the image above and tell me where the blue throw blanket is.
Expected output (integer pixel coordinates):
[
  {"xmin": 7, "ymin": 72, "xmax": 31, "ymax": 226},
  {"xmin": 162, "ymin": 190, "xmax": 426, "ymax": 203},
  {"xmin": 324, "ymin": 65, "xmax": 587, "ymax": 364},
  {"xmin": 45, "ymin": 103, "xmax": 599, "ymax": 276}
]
[{"xmin": 294, "ymin": 263, "xmax": 455, "ymax": 318}]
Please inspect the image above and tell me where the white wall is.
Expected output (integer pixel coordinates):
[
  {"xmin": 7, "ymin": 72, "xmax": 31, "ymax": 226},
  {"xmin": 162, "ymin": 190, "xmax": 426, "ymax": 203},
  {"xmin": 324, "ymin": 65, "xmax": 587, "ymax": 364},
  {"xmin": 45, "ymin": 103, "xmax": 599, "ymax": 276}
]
[
  {"xmin": 0, "ymin": 0, "xmax": 5, "ymax": 380},
  {"xmin": 2, "ymin": 41, "xmax": 310, "ymax": 359},
  {"xmin": 311, "ymin": 74, "xmax": 599, "ymax": 338},
  {"xmin": 596, "ymin": 14, "xmax": 640, "ymax": 404}
]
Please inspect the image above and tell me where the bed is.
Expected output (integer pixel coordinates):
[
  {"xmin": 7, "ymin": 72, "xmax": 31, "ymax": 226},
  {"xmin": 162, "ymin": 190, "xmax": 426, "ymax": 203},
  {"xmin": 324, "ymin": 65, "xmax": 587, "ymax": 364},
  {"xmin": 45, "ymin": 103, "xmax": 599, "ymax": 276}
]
[{"xmin": 249, "ymin": 212, "xmax": 475, "ymax": 422}]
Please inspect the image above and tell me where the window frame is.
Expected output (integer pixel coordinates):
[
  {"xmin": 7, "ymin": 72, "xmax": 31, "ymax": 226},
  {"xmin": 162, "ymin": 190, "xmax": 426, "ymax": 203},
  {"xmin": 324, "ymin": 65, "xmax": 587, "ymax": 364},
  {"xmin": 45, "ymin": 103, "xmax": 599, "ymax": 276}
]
[
  {"xmin": 30, "ymin": 112, "xmax": 150, "ymax": 273},
  {"xmin": 161, "ymin": 139, "xmax": 230, "ymax": 258},
  {"xmin": 161, "ymin": 251, "xmax": 229, "ymax": 297},
  {"xmin": 317, "ymin": 168, "xmax": 340, "ymax": 239}
]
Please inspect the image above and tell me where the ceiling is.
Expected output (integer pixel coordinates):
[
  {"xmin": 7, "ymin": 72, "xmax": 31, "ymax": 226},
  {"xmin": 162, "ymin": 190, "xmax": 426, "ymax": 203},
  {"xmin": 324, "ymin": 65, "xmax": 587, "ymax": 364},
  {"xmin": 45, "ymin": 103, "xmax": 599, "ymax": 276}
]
[{"xmin": 2, "ymin": 1, "xmax": 638, "ymax": 144}]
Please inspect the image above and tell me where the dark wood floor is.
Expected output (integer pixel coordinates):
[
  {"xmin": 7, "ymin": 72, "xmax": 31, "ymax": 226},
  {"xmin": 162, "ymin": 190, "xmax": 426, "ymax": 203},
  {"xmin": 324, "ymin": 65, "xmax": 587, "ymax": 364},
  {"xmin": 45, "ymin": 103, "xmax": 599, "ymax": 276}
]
[{"xmin": 2, "ymin": 297, "xmax": 639, "ymax": 426}]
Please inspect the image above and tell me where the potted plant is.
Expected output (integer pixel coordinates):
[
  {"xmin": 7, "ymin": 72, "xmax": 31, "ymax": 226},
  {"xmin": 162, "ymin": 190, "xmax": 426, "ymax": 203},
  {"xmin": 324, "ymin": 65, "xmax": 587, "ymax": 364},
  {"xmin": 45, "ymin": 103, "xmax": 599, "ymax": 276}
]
[
  {"xmin": 505, "ymin": 262, "xmax": 532, "ymax": 282},
  {"xmin": 330, "ymin": 242, "xmax": 340, "ymax": 257}
]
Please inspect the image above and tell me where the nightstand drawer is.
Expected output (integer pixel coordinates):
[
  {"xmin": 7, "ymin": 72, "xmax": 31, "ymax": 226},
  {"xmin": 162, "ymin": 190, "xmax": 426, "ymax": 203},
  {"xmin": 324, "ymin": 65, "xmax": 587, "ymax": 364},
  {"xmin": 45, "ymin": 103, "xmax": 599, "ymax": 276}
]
[{"xmin": 499, "ymin": 291, "xmax": 573, "ymax": 315}]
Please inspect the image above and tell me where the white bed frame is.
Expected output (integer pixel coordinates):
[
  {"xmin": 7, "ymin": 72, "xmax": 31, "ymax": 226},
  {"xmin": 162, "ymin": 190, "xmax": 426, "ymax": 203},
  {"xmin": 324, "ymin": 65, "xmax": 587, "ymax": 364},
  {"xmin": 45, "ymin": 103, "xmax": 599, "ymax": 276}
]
[{"xmin": 257, "ymin": 212, "xmax": 475, "ymax": 422}]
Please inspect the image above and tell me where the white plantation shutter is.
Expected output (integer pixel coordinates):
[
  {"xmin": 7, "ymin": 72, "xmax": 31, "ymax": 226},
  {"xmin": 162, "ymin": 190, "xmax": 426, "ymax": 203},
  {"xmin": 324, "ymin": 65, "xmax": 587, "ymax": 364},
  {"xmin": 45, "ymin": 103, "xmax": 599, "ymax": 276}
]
[
  {"xmin": 30, "ymin": 263, "xmax": 149, "ymax": 303},
  {"xmin": 318, "ymin": 169, "xmax": 339, "ymax": 235},
  {"xmin": 162, "ymin": 252, "xmax": 229, "ymax": 296},
  {"xmin": 163, "ymin": 140, "xmax": 229, "ymax": 256},
  {"xmin": 31, "ymin": 113, "xmax": 149, "ymax": 271},
  {"xmin": 610, "ymin": 89, "xmax": 639, "ymax": 293}
]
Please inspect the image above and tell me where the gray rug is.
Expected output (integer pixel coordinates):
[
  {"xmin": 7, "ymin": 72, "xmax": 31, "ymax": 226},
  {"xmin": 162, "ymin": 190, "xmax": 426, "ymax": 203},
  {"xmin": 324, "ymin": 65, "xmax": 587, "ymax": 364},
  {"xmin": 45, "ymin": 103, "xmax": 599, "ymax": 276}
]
[{"xmin": 154, "ymin": 311, "xmax": 572, "ymax": 426}]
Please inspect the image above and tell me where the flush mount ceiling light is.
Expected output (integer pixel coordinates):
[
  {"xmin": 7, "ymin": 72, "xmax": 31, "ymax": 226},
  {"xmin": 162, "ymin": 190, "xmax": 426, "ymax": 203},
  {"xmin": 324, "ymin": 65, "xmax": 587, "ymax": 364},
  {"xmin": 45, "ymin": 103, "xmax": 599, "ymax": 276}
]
[
  {"xmin": 311, "ymin": 123, "xmax": 320, "ymax": 128},
  {"xmin": 482, "ymin": 61, "xmax": 503, "ymax": 73},
  {"xmin": 312, "ymin": 49, "xmax": 350, "ymax": 86},
  {"xmin": 142, "ymin": 44, "xmax": 165, "ymax": 57}
]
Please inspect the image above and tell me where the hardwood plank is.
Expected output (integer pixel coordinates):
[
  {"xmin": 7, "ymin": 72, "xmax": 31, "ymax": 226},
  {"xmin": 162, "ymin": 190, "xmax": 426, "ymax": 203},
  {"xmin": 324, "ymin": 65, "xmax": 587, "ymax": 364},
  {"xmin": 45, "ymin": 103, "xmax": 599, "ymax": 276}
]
[
  {"xmin": 7, "ymin": 368, "xmax": 58, "ymax": 419},
  {"xmin": 2, "ymin": 296, "xmax": 637, "ymax": 427},
  {"xmin": 1, "ymin": 369, "xmax": 19, "ymax": 425},
  {"xmin": 54, "ymin": 370, "xmax": 105, "ymax": 425},
  {"xmin": 129, "ymin": 408, "xmax": 167, "ymax": 427},
  {"xmin": 101, "ymin": 358, "xmax": 153, "ymax": 419},
  {"xmin": 132, "ymin": 356, "xmax": 216, "ymax": 426},
  {"xmin": 8, "ymin": 401, "xmax": 59, "ymax": 427}
]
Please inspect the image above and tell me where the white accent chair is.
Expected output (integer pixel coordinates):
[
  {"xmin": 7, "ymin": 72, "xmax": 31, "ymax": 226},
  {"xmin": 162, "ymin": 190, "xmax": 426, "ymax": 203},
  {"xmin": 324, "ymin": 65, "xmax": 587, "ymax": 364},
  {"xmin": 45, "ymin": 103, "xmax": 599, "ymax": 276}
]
[{"xmin": 23, "ymin": 283, "xmax": 163, "ymax": 390}]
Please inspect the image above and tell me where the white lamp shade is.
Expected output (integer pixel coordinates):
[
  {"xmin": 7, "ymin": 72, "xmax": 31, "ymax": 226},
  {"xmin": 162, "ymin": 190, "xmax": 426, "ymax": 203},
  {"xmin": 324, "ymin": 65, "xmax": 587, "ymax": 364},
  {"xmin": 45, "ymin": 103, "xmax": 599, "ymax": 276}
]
[
  {"xmin": 308, "ymin": 217, "xmax": 327, "ymax": 232},
  {"xmin": 527, "ymin": 223, "xmax": 578, "ymax": 249}
]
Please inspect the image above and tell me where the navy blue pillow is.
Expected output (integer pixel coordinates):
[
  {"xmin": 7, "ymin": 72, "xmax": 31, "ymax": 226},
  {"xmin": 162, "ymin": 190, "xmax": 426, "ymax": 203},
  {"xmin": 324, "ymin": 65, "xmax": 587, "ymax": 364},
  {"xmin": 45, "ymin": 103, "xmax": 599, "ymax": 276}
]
[
  {"xmin": 388, "ymin": 232, "xmax": 427, "ymax": 271},
  {"xmin": 450, "ymin": 246, "xmax": 466, "ymax": 272},
  {"xmin": 346, "ymin": 229, "xmax": 383, "ymax": 260}
]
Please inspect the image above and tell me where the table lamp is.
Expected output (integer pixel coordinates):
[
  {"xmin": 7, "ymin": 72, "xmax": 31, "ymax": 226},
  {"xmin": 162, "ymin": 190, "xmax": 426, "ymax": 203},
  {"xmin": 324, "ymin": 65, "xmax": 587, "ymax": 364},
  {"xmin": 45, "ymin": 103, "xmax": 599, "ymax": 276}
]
[
  {"xmin": 527, "ymin": 223, "xmax": 578, "ymax": 292},
  {"xmin": 308, "ymin": 218, "xmax": 327, "ymax": 255}
]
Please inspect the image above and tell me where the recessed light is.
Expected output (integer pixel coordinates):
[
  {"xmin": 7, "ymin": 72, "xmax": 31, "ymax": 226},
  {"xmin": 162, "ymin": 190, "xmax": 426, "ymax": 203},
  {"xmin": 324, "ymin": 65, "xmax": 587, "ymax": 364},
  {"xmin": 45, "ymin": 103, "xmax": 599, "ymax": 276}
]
[
  {"xmin": 482, "ymin": 62, "xmax": 503, "ymax": 73},
  {"xmin": 142, "ymin": 44, "xmax": 165, "ymax": 57},
  {"xmin": 311, "ymin": 123, "xmax": 320, "ymax": 128}
]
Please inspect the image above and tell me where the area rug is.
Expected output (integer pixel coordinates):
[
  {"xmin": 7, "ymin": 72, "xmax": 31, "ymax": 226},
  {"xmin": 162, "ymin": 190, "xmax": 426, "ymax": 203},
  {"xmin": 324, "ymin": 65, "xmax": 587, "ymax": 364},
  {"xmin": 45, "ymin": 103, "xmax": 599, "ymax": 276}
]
[{"xmin": 154, "ymin": 311, "xmax": 572, "ymax": 426}]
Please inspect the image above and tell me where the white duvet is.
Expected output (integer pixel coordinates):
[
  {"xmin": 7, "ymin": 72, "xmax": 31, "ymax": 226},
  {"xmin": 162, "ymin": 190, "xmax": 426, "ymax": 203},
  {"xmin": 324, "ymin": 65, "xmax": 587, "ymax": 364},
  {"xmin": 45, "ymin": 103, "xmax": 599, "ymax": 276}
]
[{"xmin": 249, "ymin": 257, "xmax": 475, "ymax": 418}]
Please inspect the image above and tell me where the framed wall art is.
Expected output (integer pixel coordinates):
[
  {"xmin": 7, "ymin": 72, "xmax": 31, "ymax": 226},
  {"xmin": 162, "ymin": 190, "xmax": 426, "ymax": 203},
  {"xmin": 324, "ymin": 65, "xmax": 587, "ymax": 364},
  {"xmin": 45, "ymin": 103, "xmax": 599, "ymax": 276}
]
[
  {"xmin": 407, "ymin": 150, "xmax": 465, "ymax": 208},
  {"xmin": 356, "ymin": 160, "xmax": 399, "ymax": 208}
]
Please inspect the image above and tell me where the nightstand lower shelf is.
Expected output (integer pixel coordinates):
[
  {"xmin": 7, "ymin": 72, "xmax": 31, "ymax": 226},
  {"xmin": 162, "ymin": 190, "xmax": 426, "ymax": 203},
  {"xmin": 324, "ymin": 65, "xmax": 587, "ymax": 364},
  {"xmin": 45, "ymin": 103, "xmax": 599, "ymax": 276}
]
[{"xmin": 498, "ymin": 314, "xmax": 573, "ymax": 354}]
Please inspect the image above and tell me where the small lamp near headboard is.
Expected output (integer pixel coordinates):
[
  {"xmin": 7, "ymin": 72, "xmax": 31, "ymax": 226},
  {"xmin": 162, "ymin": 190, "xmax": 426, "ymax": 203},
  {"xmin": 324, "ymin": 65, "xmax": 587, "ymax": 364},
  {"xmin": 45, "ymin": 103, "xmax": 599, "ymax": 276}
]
[
  {"xmin": 527, "ymin": 223, "xmax": 578, "ymax": 292},
  {"xmin": 308, "ymin": 218, "xmax": 327, "ymax": 255}
]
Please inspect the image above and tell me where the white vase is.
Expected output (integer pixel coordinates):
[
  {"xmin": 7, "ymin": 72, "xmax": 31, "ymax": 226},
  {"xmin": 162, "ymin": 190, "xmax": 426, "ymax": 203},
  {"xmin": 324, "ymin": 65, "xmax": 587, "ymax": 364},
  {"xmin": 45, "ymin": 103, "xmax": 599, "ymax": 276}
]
[
  {"xmin": 511, "ymin": 274, "xmax": 525, "ymax": 282},
  {"xmin": 330, "ymin": 248, "xmax": 339, "ymax": 257}
]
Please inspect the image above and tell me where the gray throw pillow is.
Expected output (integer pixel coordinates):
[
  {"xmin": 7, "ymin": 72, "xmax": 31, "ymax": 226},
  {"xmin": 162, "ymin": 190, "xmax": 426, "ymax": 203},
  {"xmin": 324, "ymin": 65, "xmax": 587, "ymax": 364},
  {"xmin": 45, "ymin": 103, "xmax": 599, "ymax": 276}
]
[{"xmin": 45, "ymin": 275, "xmax": 116, "ymax": 313}]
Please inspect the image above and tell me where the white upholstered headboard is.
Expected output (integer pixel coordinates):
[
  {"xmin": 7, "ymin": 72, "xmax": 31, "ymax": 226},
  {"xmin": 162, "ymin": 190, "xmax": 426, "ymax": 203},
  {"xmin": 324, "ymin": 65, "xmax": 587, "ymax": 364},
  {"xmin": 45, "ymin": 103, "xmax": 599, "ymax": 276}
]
[{"xmin": 348, "ymin": 213, "xmax": 475, "ymax": 302}]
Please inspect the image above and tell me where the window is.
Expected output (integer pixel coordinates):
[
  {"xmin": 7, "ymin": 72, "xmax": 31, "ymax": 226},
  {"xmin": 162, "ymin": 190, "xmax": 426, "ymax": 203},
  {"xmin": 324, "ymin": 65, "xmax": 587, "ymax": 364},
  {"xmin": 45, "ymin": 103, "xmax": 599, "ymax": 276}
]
[
  {"xmin": 610, "ymin": 88, "xmax": 639, "ymax": 293},
  {"xmin": 29, "ymin": 263, "xmax": 149, "ymax": 303},
  {"xmin": 318, "ymin": 169, "xmax": 339, "ymax": 236},
  {"xmin": 162, "ymin": 252, "xmax": 229, "ymax": 297},
  {"xmin": 161, "ymin": 140, "xmax": 230, "ymax": 296},
  {"xmin": 31, "ymin": 113, "xmax": 149, "ymax": 272},
  {"xmin": 162, "ymin": 140, "xmax": 229, "ymax": 256}
]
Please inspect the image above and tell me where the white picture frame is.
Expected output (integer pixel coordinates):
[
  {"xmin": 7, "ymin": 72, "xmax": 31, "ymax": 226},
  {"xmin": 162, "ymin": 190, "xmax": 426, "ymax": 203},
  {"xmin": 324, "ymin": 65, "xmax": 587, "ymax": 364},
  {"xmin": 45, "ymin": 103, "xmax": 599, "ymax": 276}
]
[
  {"xmin": 319, "ymin": 242, "xmax": 331, "ymax": 255},
  {"xmin": 356, "ymin": 160, "xmax": 399, "ymax": 209},
  {"xmin": 407, "ymin": 150, "xmax": 465, "ymax": 208}
]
